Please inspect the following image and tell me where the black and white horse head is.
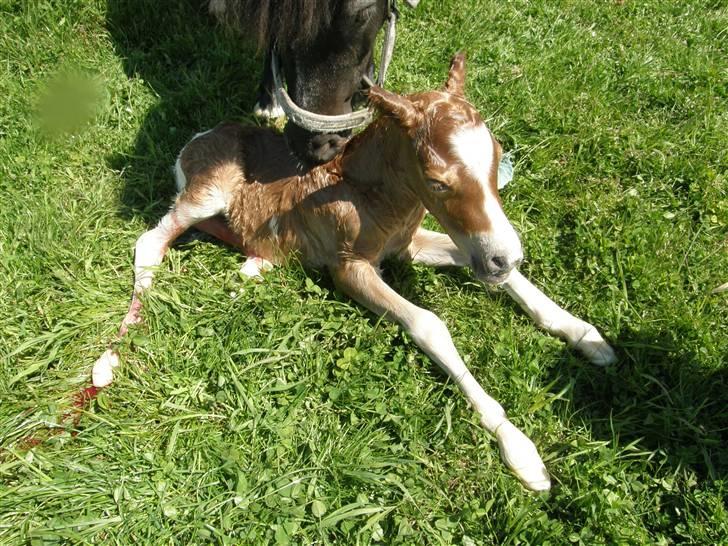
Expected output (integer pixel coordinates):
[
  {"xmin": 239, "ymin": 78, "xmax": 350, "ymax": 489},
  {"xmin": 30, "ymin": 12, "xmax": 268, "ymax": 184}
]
[{"xmin": 211, "ymin": 0, "xmax": 391, "ymax": 165}]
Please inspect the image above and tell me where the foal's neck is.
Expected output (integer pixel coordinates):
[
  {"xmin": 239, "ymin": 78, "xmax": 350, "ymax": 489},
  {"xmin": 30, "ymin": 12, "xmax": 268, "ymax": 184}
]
[{"xmin": 340, "ymin": 118, "xmax": 421, "ymax": 205}]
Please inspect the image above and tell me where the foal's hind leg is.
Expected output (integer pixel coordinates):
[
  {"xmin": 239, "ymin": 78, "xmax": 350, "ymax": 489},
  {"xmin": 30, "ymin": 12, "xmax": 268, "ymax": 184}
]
[
  {"xmin": 402, "ymin": 228, "xmax": 469, "ymax": 267},
  {"xmin": 403, "ymin": 228, "xmax": 616, "ymax": 365},
  {"xmin": 92, "ymin": 193, "xmax": 227, "ymax": 387},
  {"xmin": 193, "ymin": 217, "xmax": 273, "ymax": 279},
  {"xmin": 194, "ymin": 217, "xmax": 245, "ymax": 250}
]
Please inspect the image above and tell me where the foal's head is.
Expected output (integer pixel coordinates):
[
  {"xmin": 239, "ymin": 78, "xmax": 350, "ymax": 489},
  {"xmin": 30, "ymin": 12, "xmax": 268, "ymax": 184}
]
[{"xmin": 369, "ymin": 53, "xmax": 523, "ymax": 284}]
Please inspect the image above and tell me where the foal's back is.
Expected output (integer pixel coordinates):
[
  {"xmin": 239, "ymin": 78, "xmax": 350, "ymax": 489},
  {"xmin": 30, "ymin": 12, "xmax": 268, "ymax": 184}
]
[
  {"xmin": 177, "ymin": 123, "xmax": 300, "ymax": 194},
  {"xmin": 176, "ymin": 123, "xmax": 360, "ymax": 266}
]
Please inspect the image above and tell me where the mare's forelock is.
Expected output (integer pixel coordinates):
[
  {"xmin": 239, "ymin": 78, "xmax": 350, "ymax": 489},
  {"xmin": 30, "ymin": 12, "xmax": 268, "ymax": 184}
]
[{"xmin": 212, "ymin": 0, "xmax": 338, "ymax": 51}]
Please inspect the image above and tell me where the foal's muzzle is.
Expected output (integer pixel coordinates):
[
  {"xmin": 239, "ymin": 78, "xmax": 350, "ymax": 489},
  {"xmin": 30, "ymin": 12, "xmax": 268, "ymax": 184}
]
[{"xmin": 472, "ymin": 254, "xmax": 522, "ymax": 285}]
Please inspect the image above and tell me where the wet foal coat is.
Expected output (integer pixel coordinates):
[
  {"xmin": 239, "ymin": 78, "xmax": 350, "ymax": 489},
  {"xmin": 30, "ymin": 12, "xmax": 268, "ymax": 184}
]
[{"xmin": 93, "ymin": 54, "xmax": 616, "ymax": 491}]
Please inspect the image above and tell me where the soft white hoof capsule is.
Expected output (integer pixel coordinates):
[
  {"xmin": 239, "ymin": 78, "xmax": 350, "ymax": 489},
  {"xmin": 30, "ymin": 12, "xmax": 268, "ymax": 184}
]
[
  {"xmin": 495, "ymin": 420, "xmax": 551, "ymax": 491},
  {"xmin": 240, "ymin": 257, "xmax": 273, "ymax": 280},
  {"xmin": 574, "ymin": 325, "xmax": 617, "ymax": 366},
  {"xmin": 92, "ymin": 349, "xmax": 120, "ymax": 388}
]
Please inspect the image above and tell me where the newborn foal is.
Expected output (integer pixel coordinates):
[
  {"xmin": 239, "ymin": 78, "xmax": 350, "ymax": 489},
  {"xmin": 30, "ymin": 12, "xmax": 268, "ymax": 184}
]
[{"xmin": 94, "ymin": 54, "xmax": 616, "ymax": 491}]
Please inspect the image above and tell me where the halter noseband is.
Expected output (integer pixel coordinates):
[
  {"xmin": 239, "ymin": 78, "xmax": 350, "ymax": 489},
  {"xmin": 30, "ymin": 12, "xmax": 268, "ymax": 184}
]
[{"xmin": 270, "ymin": 0, "xmax": 401, "ymax": 133}]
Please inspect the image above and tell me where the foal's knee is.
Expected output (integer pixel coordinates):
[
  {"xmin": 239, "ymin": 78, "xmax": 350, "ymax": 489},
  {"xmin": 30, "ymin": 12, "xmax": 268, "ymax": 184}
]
[{"xmin": 408, "ymin": 310, "xmax": 451, "ymax": 347}]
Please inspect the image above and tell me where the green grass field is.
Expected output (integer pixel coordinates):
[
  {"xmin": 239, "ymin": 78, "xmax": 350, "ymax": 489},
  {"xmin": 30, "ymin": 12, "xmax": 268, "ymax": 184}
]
[{"xmin": 1, "ymin": 0, "xmax": 726, "ymax": 543}]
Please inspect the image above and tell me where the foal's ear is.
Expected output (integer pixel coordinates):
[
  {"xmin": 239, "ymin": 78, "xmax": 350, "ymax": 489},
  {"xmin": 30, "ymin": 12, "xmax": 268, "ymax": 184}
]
[
  {"xmin": 445, "ymin": 52, "xmax": 467, "ymax": 96},
  {"xmin": 368, "ymin": 86, "xmax": 420, "ymax": 128}
]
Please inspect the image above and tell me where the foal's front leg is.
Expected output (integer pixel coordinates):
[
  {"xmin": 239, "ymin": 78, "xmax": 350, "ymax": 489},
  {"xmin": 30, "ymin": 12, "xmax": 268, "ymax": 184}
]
[
  {"xmin": 332, "ymin": 260, "xmax": 551, "ymax": 491},
  {"xmin": 404, "ymin": 228, "xmax": 617, "ymax": 366},
  {"xmin": 501, "ymin": 270, "xmax": 617, "ymax": 365}
]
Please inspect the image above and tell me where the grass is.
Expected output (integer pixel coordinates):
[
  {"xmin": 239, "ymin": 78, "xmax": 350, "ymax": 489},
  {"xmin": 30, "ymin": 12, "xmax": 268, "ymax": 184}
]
[{"xmin": 1, "ymin": 0, "xmax": 726, "ymax": 543}]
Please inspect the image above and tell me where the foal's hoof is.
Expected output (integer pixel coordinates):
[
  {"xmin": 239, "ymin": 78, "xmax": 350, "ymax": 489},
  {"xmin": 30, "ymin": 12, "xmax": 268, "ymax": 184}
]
[
  {"xmin": 92, "ymin": 349, "xmax": 120, "ymax": 388},
  {"xmin": 239, "ymin": 256, "xmax": 274, "ymax": 280},
  {"xmin": 253, "ymin": 101, "xmax": 285, "ymax": 120},
  {"xmin": 495, "ymin": 420, "xmax": 551, "ymax": 491},
  {"xmin": 570, "ymin": 322, "xmax": 617, "ymax": 366}
]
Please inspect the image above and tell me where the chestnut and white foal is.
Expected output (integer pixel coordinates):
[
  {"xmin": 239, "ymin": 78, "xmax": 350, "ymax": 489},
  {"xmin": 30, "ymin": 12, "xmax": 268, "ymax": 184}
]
[{"xmin": 93, "ymin": 54, "xmax": 616, "ymax": 491}]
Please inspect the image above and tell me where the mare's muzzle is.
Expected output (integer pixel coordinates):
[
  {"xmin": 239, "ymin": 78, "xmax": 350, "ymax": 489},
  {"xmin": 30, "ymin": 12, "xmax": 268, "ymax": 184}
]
[{"xmin": 284, "ymin": 124, "xmax": 351, "ymax": 165}]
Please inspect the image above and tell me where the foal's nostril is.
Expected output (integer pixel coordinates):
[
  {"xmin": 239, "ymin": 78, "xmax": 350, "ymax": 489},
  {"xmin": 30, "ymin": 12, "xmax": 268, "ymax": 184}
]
[
  {"xmin": 489, "ymin": 255, "xmax": 509, "ymax": 272},
  {"xmin": 487, "ymin": 255, "xmax": 521, "ymax": 277}
]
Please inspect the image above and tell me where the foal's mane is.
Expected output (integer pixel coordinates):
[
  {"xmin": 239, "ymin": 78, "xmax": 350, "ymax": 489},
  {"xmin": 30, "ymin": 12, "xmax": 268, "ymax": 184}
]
[{"xmin": 214, "ymin": 0, "xmax": 340, "ymax": 50}]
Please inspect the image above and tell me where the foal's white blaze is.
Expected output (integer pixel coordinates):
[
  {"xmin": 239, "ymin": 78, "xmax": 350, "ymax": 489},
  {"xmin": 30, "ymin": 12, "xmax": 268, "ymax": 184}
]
[
  {"xmin": 451, "ymin": 125, "xmax": 495, "ymax": 187},
  {"xmin": 451, "ymin": 125, "xmax": 522, "ymax": 268}
]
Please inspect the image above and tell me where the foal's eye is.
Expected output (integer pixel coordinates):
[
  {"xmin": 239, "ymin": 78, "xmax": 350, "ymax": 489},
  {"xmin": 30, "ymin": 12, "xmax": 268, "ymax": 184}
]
[{"xmin": 428, "ymin": 179, "xmax": 450, "ymax": 194}]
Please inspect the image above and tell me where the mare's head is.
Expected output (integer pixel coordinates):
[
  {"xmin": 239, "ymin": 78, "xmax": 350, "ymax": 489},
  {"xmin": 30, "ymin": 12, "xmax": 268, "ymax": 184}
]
[
  {"xmin": 236, "ymin": 0, "xmax": 387, "ymax": 165},
  {"xmin": 281, "ymin": 0, "xmax": 386, "ymax": 165},
  {"xmin": 369, "ymin": 53, "xmax": 523, "ymax": 284}
]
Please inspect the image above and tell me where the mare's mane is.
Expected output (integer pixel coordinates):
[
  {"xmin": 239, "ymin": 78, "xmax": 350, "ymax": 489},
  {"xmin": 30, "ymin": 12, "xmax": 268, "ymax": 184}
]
[{"xmin": 215, "ymin": 0, "xmax": 340, "ymax": 50}]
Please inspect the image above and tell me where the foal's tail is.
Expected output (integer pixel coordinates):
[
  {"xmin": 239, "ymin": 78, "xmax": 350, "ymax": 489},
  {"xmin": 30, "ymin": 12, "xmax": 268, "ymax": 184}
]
[{"xmin": 173, "ymin": 129, "xmax": 215, "ymax": 194}]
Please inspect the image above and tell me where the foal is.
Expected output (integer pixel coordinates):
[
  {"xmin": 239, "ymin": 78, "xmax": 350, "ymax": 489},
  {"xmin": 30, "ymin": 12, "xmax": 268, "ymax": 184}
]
[{"xmin": 94, "ymin": 54, "xmax": 616, "ymax": 491}]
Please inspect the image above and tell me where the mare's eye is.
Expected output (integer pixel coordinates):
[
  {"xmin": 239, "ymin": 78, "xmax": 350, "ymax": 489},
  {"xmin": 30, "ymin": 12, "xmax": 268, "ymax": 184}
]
[{"xmin": 428, "ymin": 179, "xmax": 450, "ymax": 194}]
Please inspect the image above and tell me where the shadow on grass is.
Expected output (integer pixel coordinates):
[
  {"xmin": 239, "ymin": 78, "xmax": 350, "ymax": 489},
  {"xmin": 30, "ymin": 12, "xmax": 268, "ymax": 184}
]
[
  {"xmin": 546, "ymin": 325, "xmax": 727, "ymax": 483},
  {"xmin": 105, "ymin": 0, "xmax": 262, "ymax": 225}
]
